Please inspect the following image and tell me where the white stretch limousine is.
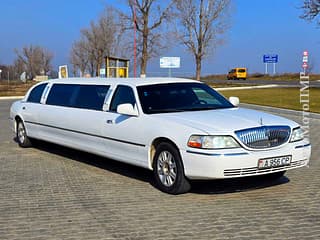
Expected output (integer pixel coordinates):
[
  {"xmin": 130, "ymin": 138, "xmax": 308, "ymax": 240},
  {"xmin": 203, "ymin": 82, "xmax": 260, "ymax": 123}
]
[{"xmin": 10, "ymin": 78, "xmax": 311, "ymax": 194}]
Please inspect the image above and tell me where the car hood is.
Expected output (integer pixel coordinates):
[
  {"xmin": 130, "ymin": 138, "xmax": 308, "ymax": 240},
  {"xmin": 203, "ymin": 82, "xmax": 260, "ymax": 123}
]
[{"xmin": 152, "ymin": 107, "xmax": 298, "ymax": 134}]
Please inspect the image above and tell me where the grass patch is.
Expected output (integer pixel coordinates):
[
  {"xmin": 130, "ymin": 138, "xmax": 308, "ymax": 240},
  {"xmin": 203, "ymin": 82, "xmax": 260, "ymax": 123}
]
[
  {"xmin": 0, "ymin": 81, "xmax": 36, "ymax": 97},
  {"xmin": 209, "ymin": 83, "xmax": 257, "ymax": 88},
  {"xmin": 219, "ymin": 88, "xmax": 320, "ymax": 113}
]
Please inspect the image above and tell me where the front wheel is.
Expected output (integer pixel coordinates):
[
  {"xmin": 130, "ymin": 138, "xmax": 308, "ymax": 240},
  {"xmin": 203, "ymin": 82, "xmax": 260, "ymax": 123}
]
[
  {"xmin": 153, "ymin": 142, "xmax": 191, "ymax": 194},
  {"xmin": 16, "ymin": 120, "xmax": 32, "ymax": 147}
]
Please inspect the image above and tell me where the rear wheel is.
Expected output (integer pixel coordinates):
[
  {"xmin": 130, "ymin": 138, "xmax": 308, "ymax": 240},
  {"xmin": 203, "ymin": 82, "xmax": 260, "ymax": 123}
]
[
  {"xmin": 16, "ymin": 120, "xmax": 32, "ymax": 147},
  {"xmin": 153, "ymin": 142, "xmax": 191, "ymax": 194}
]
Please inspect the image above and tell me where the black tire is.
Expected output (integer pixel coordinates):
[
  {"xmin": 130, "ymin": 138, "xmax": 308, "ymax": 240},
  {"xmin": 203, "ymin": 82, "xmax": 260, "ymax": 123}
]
[
  {"xmin": 153, "ymin": 142, "xmax": 191, "ymax": 194},
  {"xmin": 16, "ymin": 120, "xmax": 32, "ymax": 148}
]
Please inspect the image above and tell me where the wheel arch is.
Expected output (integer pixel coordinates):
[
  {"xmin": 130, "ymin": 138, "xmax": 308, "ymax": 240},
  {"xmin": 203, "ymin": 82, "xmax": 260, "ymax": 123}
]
[
  {"xmin": 14, "ymin": 115, "xmax": 24, "ymax": 132},
  {"xmin": 149, "ymin": 137, "xmax": 181, "ymax": 170}
]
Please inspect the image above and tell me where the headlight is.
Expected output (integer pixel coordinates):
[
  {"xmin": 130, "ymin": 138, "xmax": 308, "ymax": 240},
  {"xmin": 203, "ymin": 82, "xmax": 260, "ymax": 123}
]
[
  {"xmin": 188, "ymin": 135, "xmax": 240, "ymax": 149},
  {"xmin": 290, "ymin": 127, "xmax": 304, "ymax": 142}
]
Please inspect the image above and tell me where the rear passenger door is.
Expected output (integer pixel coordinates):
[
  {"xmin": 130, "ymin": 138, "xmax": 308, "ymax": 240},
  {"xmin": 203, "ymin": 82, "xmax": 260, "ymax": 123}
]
[
  {"xmin": 38, "ymin": 84, "xmax": 109, "ymax": 153},
  {"xmin": 67, "ymin": 85, "xmax": 110, "ymax": 153}
]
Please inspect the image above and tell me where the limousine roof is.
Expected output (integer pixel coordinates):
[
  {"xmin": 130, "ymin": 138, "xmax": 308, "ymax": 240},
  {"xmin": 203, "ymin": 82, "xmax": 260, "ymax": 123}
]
[{"xmin": 42, "ymin": 77, "xmax": 199, "ymax": 86}]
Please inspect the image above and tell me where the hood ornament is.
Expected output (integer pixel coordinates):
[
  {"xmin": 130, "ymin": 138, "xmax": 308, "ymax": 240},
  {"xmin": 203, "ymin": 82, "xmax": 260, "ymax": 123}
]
[{"xmin": 260, "ymin": 117, "xmax": 263, "ymax": 126}]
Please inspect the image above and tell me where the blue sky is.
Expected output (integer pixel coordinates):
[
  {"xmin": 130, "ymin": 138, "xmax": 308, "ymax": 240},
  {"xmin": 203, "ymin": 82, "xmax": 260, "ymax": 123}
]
[{"xmin": 0, "ymin": 0, "xmax": 319, "ymax": 76}]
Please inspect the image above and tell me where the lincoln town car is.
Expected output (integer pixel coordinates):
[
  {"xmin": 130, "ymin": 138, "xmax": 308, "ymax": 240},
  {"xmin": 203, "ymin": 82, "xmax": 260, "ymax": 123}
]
[{"xmin": 10, "ymin": 78, "xmax": 311, "ymax": 194}]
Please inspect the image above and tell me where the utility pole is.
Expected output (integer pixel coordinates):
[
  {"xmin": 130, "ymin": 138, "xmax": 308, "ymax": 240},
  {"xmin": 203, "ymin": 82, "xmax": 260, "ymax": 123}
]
[{"xmin": 133, "ymin": 0, "xmax": 137, "ymax": 78}]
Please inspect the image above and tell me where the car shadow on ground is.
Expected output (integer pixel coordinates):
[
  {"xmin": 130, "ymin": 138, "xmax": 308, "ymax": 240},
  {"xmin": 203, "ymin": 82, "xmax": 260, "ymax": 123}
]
[
  {"xmin": 27, "ymin": 139, "xmax": 290, "ymax": 195},
  {"xmin": 28, "ymin": 139, "xmax": 154, "ymax": 183},
  {"xmin": 190, "ymin": 175, "xmax": 289, "ymax": 194}
]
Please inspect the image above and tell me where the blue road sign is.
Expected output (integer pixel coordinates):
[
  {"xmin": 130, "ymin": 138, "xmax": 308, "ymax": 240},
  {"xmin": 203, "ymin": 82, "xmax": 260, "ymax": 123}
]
[{"xmin": 263, "ymin": 54, "xmax": 278, "ymax": 63}]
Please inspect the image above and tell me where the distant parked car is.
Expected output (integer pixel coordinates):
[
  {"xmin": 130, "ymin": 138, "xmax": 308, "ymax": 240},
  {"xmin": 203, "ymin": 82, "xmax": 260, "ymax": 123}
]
[
  {"xmin": 10, "ymin": 77, "xmax": 311, "ymax": 194},
  {"xmin": 227, "ymin": 68, "xmax": 247, "ymax": 80}
]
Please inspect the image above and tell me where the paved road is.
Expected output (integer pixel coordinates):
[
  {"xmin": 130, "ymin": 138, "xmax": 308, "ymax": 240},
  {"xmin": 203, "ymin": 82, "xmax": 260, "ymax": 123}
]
[{"xmin": 0, "ymin": 100, "xmax": 319, "ymax": 240}]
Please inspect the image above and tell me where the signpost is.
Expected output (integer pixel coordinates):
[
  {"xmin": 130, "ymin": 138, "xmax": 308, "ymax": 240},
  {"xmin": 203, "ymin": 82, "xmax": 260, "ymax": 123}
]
[
  {"xmin": 59, "ymin": 65, "xmax": 68, "ymax": 79},
  {"xmin": 263, "ymin": 54, "xmax": 278, "ymax": 75},
  {"xmin": 99, "ymin": 68, "xmax": 106, "ymax": 77},
  {"xmin": 302, "ymin": 50, "xmax": 308, "ymax": 74},
  {"xmin": 160, "ymin": 57, "xmax": 180, "ymax": 77}
]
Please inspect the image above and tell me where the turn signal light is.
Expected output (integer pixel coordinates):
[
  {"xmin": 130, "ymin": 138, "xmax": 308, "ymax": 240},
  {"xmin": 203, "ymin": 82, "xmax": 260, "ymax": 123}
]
[{"xmin": 187, "ymin": 141, "xmax": 202, "ymax": 148}]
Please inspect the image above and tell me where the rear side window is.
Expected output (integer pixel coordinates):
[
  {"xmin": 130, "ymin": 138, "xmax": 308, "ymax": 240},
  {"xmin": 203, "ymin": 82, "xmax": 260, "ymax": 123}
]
[
  {"xmin": 27, "ymin": 83, "xmax": 48, "ymax": 103},
  {"xmin": 110, "ymin": 85, "xmax": 136, "ymax": 112},
  {"xmin": 46, "ymin": 84, "xmax": 109, "ymax": 111},
  {"xmin": 238, "ymin": 69, "xmax": 246, "ymax": 73},
  {"xmin": 46, "ymin": 84, "xmax": 78, "ymax": 107},
  {"xmin": 72, "ymin": 85, "xmax": 109, "ymax": 110}
]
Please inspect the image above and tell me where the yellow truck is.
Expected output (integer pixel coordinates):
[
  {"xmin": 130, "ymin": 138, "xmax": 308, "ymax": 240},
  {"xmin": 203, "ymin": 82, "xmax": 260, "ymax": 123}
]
[{"xmin": 227, "ymin": 68, "xmax": 247, "ymax": 80}]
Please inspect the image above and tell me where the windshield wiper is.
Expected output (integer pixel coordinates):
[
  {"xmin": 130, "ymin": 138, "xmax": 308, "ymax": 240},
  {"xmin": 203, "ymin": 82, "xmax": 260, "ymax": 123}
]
[
  {"xmin": 148, "ymin": 108, "xmax": 187, "ymax": 114},
  {"xmin": 181, "ymin": 106, "xmax": 234, "ymax": 111},
  {"xmin": 147, "ymin": 105, "xmax": 234, "ymax": 114},
  {"xmin": 180, "ymin": 106, "xmax": 215, "ymax": 111}
]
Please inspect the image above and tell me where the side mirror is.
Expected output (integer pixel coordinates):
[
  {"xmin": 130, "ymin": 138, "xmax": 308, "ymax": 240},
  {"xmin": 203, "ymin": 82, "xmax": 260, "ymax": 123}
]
[
  {"xmin": 117, "ymin": 103, "xmax": 139, "ymax": 117},
  {"xmin": 229, "ymin": 96, "xmax": 240, "ymax": 107}
]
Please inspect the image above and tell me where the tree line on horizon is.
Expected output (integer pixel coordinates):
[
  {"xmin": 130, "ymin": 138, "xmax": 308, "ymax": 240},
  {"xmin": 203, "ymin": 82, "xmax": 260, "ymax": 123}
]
[
  {"xmin": 70, "ymin": 0, "xmax": 231, "ymax": 81},
  {"xmin": 0, "ymin": 0, "xmax": 319, "ymax": 82}
]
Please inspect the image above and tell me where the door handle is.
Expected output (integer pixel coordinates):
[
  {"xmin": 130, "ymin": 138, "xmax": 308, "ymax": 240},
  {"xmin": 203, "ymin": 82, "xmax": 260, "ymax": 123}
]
[
  {"xmin": 22, "ymin": 106, "xmax": 26, "ymax": 110},
  {"xmin": 106, "ymin": 120, "xmax": 113, "ymax": 124}
]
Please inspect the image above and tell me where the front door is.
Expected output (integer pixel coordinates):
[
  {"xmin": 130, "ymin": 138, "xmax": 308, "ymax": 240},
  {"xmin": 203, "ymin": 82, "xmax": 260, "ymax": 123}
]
[{"xmin": 102, "ymin": 85, "xmax": 148, "ymax": 167}]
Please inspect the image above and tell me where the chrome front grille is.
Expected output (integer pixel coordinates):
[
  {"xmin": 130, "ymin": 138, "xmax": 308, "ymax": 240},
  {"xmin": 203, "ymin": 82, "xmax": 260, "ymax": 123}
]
[{"xmin": 235, "ymin": 126, "xmax": 291, "ymax": 149}]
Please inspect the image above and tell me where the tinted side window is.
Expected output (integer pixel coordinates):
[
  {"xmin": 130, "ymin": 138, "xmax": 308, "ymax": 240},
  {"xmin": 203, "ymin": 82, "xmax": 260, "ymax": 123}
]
[
  {"xmin": 27, "ymin": 83, "xmax": 48, "ymax": 103},
  {"xmin": 72, "ymin": 85, "xmax": 109, "ymax": 111},
  {"xmin": 46, "ymin": 84, "xmax": 78, "ymax": 107},
  {"xmin": 110, "ymin": 85, "xmax": 136, "ymax": 112}
]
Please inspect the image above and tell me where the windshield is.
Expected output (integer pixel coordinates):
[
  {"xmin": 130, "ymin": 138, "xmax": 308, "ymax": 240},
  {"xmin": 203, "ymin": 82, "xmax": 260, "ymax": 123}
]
[{"xmin": 137, "ymin": 82, "xmax": 235, "ymax": 114}]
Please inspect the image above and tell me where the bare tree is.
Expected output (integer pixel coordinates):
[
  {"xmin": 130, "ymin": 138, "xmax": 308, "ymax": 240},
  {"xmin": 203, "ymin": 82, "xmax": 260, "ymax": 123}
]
[
  {"xmin": 175, "ymin": 0, "xmax": 230, "ymax": 80},
  {"xmin": 13, "ymin": 58, "xmax": 26, "ymax": 78},
  {"xmin": 0, "ymin": 64, "xmax": 8, "ymax": 80},
  {"xmin": 301, "ymin": 0, "xmax": 320, "ymax": 25},
  {"xmin": 127, "ymin": 0, "xmax": 175, "ymax": 76},
  {"xmin": 15, "ymin": 45, "xmax": 53, "ymax": 80},
  {"xmin": 70, "ymin": 39, "xmax": 89, "ymax": 77},
  {"xmin": 70, "ymin": 7, "xmax": 126, "ymax": 77}
]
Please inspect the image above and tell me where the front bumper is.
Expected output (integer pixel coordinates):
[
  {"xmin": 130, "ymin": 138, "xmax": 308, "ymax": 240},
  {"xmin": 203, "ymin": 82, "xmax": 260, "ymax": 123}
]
[{"xmin": 181, "ymin": 140, "xmax": 311, "ymax": 179}]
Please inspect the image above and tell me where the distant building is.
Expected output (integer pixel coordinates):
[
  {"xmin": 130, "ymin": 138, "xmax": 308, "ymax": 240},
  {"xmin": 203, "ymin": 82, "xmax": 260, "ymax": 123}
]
[{"xmin": 105, "ymin": 56, "xmax": 129, "ymax": 78}]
